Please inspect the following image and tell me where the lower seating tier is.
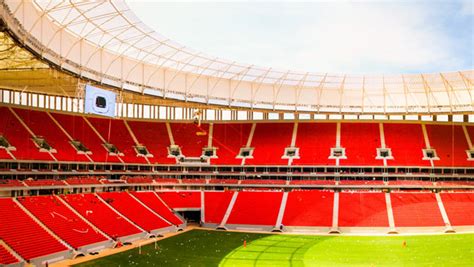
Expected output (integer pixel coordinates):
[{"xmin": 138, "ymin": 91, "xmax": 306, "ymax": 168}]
[
  {"xmin": 18, "ymin": 196, "xmax": 108, "ymax": 249},
  {"xmin": 0, "ymin": 198, "xmax": 68, "ymax": 260},
  {"xmin": 440, "ymin": 193, "xmax": 474, "ymax": 226},
  {"xmin": 282, "ymin": 190, "xmax": 334, "ymax": 227},
  {"xmin": 61, "ymin": 194, "xmax": 142, "ymax": 239},
  {"xmin": 156, "ymin": 191, "xmax": 201, "ymax": 209},
  {"xmin": 390, "ymin": 192, "xmax": 445, "ymax": 227},
  {"xmin": 226, "ymin": 191, "xmax": 283, "ymax": 226},
  {"xmin": 130, "ymin": 191, "xmax": 184, "ymax": 226},
  {"xmin": 203, "ymin": 191, "xmax": 235, "ymax": 224},
  {"xmin": 98, "ymin": 192, "xmax": 170, "ymax": 232}
]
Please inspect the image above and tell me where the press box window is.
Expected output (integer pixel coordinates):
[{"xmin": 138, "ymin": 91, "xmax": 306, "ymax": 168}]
[
  {"xmin": 423, "ymin": 149, "xmax": 439, "ymax": 160},
  {"xmin": 329, "ymin": 147, "xmax": 346, "ymax": 159},
  {"xmin": 376, "ymin": 148, "xmax": 393, "ymax": 159}
]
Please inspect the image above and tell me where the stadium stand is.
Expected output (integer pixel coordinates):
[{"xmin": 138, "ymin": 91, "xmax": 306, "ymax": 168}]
[
  {"xmin": 170, "ymin": 123, "xmax": 209, "ymax": 157},
  {"xmin": 61, "ymin": 194, "xmax": 142, "ymax": 239},
  {"xmin": 64, "ymin": 177, "xmax": 101, "ymax": 185},
  {"xmin": 439, "ymin": 192, "xmax": 474, "ymax": 226},
  {"xmin": 208, "ymin": 179, "xmax": 239, "ymax": 184},
  {"xmin": 338, "ymin": 180, "xmax": 385, "ymax": 186},
  {"xmin": 226, "ymin": 191, "xmax": 283, "ymax": 226},
  {"xmin": 338, "ymin": 192, "xmax": 389, "ymax": 227},
  {"xmin": 292, "ymin": 122, "xmax": 337, "ymax": 165},
  {"xmin": 0, "ymin": 107, "xmax": 53, "ymax": 161},
  {"xmin": 130, "ymin": 191, "xmax": 184, "ymax": 226},
  {"xmin": 154, "ymin": 178, "xmax": 180, "ymax": 184},
  {"xmin": 156, "ymin": 191, "xmax": 201, "ymax": 209},
  {"xmin": 290, "ymin": 179, "xmax": 336, "ymax": 185},
  {"xmin": 14, "ymin": 108, "xmax": 90, "ymax": 162},
  {"xmin": 245, "ymin": 123, "xmax": 293, "ymax": 165},
  {"xmin": 240, "ymin": 179, "xmax": 287, "ymax": 185},
  {"xmin": 340, "ymin": 123, "xmax": 381, "ymax": 166},
  {"xmin": 0, "ymin": 179, "xmax": 24, "ymax": 187},
  {"xmin": 282, "ymin": 190, "xmax": 334, "ymax": 227},
  {"xmin": 181, "ymin": 178, "xmax": 207, "ymax": 184},
  {"xmin": 203, "ymin": 191, "xmax": 235, "ymax": 224},
  {"xmin": 98, "ymin": 192, "xmax": 170, "ymax": 232},
  {"xmin": 18, "ymin": 196, "xmax": 108, "ymax": 249},
  {"xmin": 0, "ymin": 243, "xmax": 20, "ymax": 265},
  {"xmin": 384, "ymin": 123, "xmax": 430, "ymax": 166},
  {"xmin": 425, "ymin": 125, "xmax": 473, "ymax": 167},
  {"xmin": 125, "ymin": 177, "xmax": 154, "ymax": 184},
  {"xmin": 0, "ymin": 198, "xmax": 68, "ymax": 260},
  {"xmin": 126, "ymin": 121, "xmax": 175, "ymax": 164},
  {"xmin": 211, "ymin": 123, "xmax": 252, "ymax": 165},
  {"xmin": 87, "ymin": 118, "xmax": 147, "ymax": 164},
  {"xmin": 23, "ymin": 179, "xmax": 65, "ymax": 187},
  {"xmin": 390, "ymin": 192, "xmax": 445, "ymax": 227},
  {"xmin": 51, "ymin": 113, "xmax": 121, "ymax": 163}
]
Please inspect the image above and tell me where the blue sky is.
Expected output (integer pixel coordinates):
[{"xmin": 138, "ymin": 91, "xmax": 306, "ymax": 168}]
[{"xmin": 128, "ymin": 1, "xmax": 473, "ymax": 74}]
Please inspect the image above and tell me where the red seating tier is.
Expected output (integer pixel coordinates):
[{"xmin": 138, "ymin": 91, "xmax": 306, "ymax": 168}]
[
  {"xmin": 0, "ymin": 198, "xmax": 68, "ymax": 260},
  {"xmin": 87, "ymin": 118, "xmax": 147, "ymax": 164},
  {"xmin": 384, "ymin": 123, "xmax": 429, "ymax": 166},
  {"xmin": 181, "ymin": 178, "xmax": 207, "ymax": 184},
  {"xmin": 338, "ymin": 180, "xmax": 385, "ymax": 186},
  {"xmin": 0, "ymin": 149, "xmax": 13, "ymax": 160},
  {"xmin": 0, "ymin": 179, "xmax": 24, "ymax": 187},
  {"xmin": 388, "ymin": 180, "xmax": 434, "ymax": 186},
  {"xmin": 211, "ymin": 123, "xmax": 252, "ymax": 165},
  {"xmin": 390, "ymin": 192, "xmax": 444, "ymax": 227},
  {"xmin": 245, "ymin": 123, "xmax": 293, "ymax": 165},
  {"xmin": 209, "ymin": 179, "xmax": 239, "ymax": 184},
  {"xmin": 125, "ymin": 177, "xmax": 154, "ymax": 184},
  {"xmin": 338, "ymin": 192, "xmax": 389, "ymax": 227},
  {"xmin": 24, "ymin": 179, "xmax": 65, "ymax": 187},
  {"xmin": 61, "ymin": 194, "xmax": 141, "ymax": 239},
  {"xmin": 0, "ymin": 107, "xmax": 53, "ymax": 161},
  {"xmin": 340, "ymin": 123, "xmax": 382, "ymax": 166},
  {"xmin": 14, "ymin": 109, "xmax": 89, "ymax": 162},
  {"xmin": 98, "ymin": 192, "xmax": 170, "ymax": 232},
  {"xmin": 156, "ymin": 191, "xmax": 201, "ymax": 209},
  {"xmin": 292, "ymin": 123, "xmax": 336, "ymax": 165},
  {"xmin": 126, "ymin": 121, "xmax": 175, "ymax": 164},
  {"xmin": 440, "ymin": 193, "xmax": 474, "ymax": 226},
  {"xmin": 240, "ymin": 179, "xmax": 287, "ymax": 185},
  {"xmin": 130, "ymin": 191, "xmax": 183, "ymax": 225},
  {"xmin": 0, "ymin": 243, "xmax": 19, "ymax": 265},
  {"xmin": 170, "ymin": 123, "xmax": 209, "ymax": 157},
  {"xmin": 227, "ymin": 191, "xmax": 283, "ymax": 225},
  {"xmin": 204, "ymin": 191, "xmax": 235, "ymax": 224},
  {"xmin": 51, "ymin": 113, "xmax": 121, "ymax": 163},
  {"xmin": 290, "ymin": 180, "xmax": 335, "ymax": 185},
  {"xmin": 19, "ymin": 196, "xmax": 107, "ymax": 249},
  {"xmin": 282, "ymin": 190, "xmax": 333, "ymax": 227},
  {"xmin": 154, "ymin": 178, "xmax": 179, "ymax": 184},
  {"xmin": 426, "ymin": 125, "xmax": 473, "ymax": 167},
  {"xmin": 65, "ymin": 177, "xmax": 101, "ymax": 185}
]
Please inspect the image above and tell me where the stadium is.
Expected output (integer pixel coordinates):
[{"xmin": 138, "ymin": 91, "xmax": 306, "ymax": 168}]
[{"xmin": 0, "ymin": 0, "xmax": 473, "ymax": 266}]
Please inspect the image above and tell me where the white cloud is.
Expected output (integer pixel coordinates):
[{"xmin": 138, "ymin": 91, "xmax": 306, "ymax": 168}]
[{"xmin": 127, "ymin": 1, "xmax": 471, "ymax": 74}]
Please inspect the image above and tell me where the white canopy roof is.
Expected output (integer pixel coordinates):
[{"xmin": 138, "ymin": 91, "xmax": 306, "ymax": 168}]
[{"xmin": 1, "ymin": 0, "xmax": 473, "ymax": 113}]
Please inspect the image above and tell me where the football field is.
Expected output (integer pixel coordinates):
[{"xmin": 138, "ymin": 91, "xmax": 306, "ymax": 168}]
[{"xmin": 75, "ymin": 229, "xmax": 473, "ymax": 267}]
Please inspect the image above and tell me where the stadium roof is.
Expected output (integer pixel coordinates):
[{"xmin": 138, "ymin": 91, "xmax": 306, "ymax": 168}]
[{"xmin": 1, "ymin": 0, "xmax": 473, "ymax": 114}]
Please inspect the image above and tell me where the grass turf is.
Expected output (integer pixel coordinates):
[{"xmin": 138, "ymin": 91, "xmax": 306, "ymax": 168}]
[{"xmin": 75, "ymin": 229, "xmax": 473, "ymax": 267}]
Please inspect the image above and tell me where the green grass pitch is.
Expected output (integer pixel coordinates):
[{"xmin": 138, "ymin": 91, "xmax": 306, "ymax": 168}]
[{"xmin": 76, "ymin": 229, "xmax": 473, "ymax": 267}]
